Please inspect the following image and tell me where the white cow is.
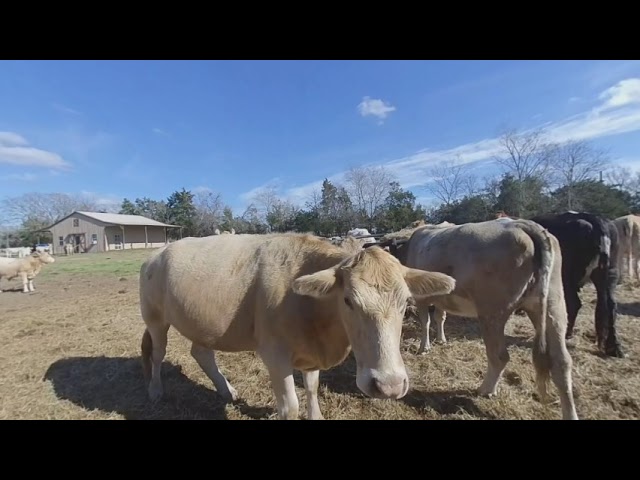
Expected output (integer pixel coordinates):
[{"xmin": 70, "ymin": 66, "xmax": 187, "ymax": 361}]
[
  {"xmin": 347, "ymin": 227, "xmax": 377, "ymax": 244},
  {"xmin": 0, "ymin": 251, "xmax": 56, "ymax": 293},
  {"xmin": 138, "ymin": 232, "xmax": 456, "ymax": 420}
]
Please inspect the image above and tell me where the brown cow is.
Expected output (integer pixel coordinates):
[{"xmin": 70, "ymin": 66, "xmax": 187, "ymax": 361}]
[
  {"xmin": 138, "ymin": 232, "xmax": 456, "ymax": 420},
  {"xmin": 383, "ymin": 219, "xmax": 578, "ymax": 420}
]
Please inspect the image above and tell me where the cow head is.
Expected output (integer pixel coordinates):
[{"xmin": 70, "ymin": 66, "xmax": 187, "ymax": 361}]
[
  {"xmin": 32, "ymin": 251, "xmax": 55, "ymax": 264},
  {"xmin": 292, "ymin": 245, "xmax": 455, "ymax": 400}
]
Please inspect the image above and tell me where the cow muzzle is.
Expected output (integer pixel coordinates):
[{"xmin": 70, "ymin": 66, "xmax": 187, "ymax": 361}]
[{"xmin": 357, "ymin": 369, "xmax": 409, "ymax": 400}]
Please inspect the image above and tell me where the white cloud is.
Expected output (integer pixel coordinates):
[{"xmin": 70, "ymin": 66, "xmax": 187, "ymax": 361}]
[
  {"xmin": 242, "ymin": 76, "xmax": 640, "ymax": 207},
  {"xmin": 193, "ymin": 186, "xmax": 213, "ymax": 194},
  {"xmin": 0, "ymin": 132, "xmax": 28, "ymax": 146},
  {"xmin": 152, "ymin": 127, "xmax": 170, "ymax": 137},
  {"xmin": 238, "ymin": 178, "xmax": 283, "ymax": 203},
  {"xmin": 597, "ymin": 78, "xmax": 640, "ymax": 111},
  {"xmin": 0, "ymin": 131, "xmax": 71, "ymax": 169},
  {"xmin": 52, "ymin": 102, "xmax": 82, "ymax": 116},
  {"xmin": 569, "ymin": 96, "xmax": 581, "ymax": 103},
  {"xmin": 614, "ymin": 156, "xmax": 640, "ymax": 173},
  {"xmin": 357, "ymin": 96, "xmax": 396, "ymax": 124}
]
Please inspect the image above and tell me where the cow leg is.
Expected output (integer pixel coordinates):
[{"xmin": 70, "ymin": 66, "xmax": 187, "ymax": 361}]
[
  {"xmin": 564, "ymin": 286, "xmax": 581, "ymax": 339},
  {"xmin": 477, "ymin": 315, "xmax": 509, "ymax": 397},
  {"xmin": 433, "ymin": 307, "xmax": 447, "ymax": 344},
  {"xmin": 523, "ymin": 302, "xmax": 578, "ymax": 420},
  {"xmin": 145, "ymin": 323, "xmax": 170, "ymax": 401},
  {"xmin": 190, "ymin": 343, "xmax": 238, "ymax": 402},
  {"xmin": 302, "ymin": 370, "xmax": 324, "ymax": 420},
  {"xmin": 259, "ymin": 346, "xmax": 300, "ymax": 420},
  {"xmin": 20, "ymin": 272, "xmax": 29, "ymax": 293},
  {"xmin": 415, "ymin": 301, "xmax": 432, "ymax": 354},
  {"xmin": 590, "ymin": 267, "xmax": 624, "ymax": 358}
]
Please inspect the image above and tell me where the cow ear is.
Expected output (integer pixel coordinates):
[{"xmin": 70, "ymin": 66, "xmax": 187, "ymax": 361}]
[
  {"xmin": 293, "ymin": 267, "xmax": 340, "ymax": 298},
  {"xmin": 403, "ymin": 266, "xmax": 455, "ymax": 298}
]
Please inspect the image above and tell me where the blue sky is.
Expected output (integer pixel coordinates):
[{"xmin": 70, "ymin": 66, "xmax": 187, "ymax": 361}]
[{"xmin": 2, "ymin": 60, "xmax": 640, "ymax": 217}]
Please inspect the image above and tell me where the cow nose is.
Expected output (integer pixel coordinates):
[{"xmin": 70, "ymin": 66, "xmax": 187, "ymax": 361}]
[{"xmin": 372, "ymin": 374, "xmax": 408, "ymax": 399}]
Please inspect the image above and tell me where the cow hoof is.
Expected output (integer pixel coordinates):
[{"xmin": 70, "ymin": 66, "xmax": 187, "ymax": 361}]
[
  {"xmin": 477, "ymin": 385, "xmax": 498, "ymax": 397},
  {"xmin": 148, "ymin": 384, "xmax": 164, "ymax": 402},
  {"xmin": 605, "ymin": 346, "xmax": 625, "ymax": 358},
  {"xmin": 221, "ymin": 386, "xmax": 239, "ymax": 403}
]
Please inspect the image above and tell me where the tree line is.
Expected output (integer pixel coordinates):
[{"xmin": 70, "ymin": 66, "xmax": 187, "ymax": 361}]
[{"xmin": 2, "ymin": 127, "xmax": 639, "ymax": 247}]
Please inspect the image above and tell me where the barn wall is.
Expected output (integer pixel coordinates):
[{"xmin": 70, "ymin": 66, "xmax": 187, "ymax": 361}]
[
  {"xmin": 49, "ymin": 213, "xmax": 106, "ymax": 254},
  {"xmin": 104, "ymin": 225, "xmax": 166, "ymax": 250}
]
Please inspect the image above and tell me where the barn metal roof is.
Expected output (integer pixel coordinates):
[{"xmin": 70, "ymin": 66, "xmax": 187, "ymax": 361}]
[
  {"xmin": 75, "ymin": 211, "xmax": 180, "ymax": 227},
  {"xmin": 37, "ymin": 211, "xmax": 181, "ymax": 231}
]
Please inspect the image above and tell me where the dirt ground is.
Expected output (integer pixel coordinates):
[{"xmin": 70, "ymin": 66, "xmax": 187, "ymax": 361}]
[{"xmin": 1, "ymin": 248, "xmax": 639, "ymax": 420}]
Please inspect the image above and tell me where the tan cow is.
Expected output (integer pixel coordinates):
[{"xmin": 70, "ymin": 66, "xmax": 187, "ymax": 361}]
[
  {"xmin": 613, "ymin": 214, "xmax": 640, "ymax": 282},
  {"xmin": 0, "ymin": 251, "xmax": 56, "ymax": 293},
  {"xmin": 384, "ymin": 219, "xmax": 578, "ymax": 420},
  {"xmin": 138, "ymin": 232, "xmax": 456, "ymax": 420}
]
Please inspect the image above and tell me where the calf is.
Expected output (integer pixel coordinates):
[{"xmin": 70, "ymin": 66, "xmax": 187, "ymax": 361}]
[
  {"xmin": 0, "ymin": 251, "xmax": 56, "ymax": 293},
  {"xmin": 530, "ymin": 211, "xmax": 624, "ymax": 358},
  {"xmin": 383, "ymin": 219, "xmax": 579, "ymax": 420}
]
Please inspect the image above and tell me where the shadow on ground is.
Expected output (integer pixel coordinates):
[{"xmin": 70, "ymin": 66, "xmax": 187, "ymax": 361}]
[
  {"xmin": 0, "ymin": 287, "xmax": 29, "ymax": 293},
  {"xmin": 44, "ymin": 356, "xmax": 273, "ymax": 420},
  {"xmin": 401, "ymin": 315, "xmax": 533, "ymax": 349},
  {"xmin": 618, "ymin": 302, "xmax": 640, "ymax": 318},
  {"xmin": 312, "ymin": 353, "xmax": 496, "ymax": 418}
]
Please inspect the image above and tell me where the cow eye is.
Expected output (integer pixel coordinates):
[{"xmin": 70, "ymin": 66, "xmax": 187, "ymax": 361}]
[{"xmin": 344, "ymin": 297, "xmax": 353, "ymax": 309}]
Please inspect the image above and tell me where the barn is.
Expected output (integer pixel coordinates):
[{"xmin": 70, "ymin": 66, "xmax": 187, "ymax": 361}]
[{"xmin": 40, "ymin": 211, "xmax": 181, "ymax": 254}]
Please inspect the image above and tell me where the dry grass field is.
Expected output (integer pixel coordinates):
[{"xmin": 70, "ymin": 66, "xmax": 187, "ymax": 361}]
[{"xmin": 1, "ymin": 248, "xmax": 639, "ymax": 420}]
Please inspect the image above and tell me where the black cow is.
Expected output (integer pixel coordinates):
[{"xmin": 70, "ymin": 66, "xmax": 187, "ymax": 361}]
[{"xmin": 530, "ymin": 211, "xmax": 624, "ymax": 358}]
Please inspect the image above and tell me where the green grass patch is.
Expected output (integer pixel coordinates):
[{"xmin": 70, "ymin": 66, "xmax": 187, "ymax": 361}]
[{"xmin": 39, "ymin": 248, "xmax": 159, "ymax": 278}]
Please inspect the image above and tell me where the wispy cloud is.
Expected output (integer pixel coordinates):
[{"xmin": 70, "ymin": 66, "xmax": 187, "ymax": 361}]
[
  {"xmin": 243, "ymin": 77, "xmax": 640, "ymax": 207},
  {"xmin": 238, "ymin": 177, "xmax": 283, "ymax": 203},
  {"xmin": 596, "ymin": 78, "xmax": 640, "ymax": 112},
  {"xmin": 614, "ymin": 156, "xmax": 640, "ymax": 173},
  {"xmin": 51, "ymin": 102, "xmax": 82, "ymax": 116},
  {"xmin": 152, "ymin": 127, "xmax": 170, "ymax": 137},
  {"xmin": 357, "ymin": 96, "xmax": 396, "ymax": 125},
  {"xmin": 0, "ymin": 131, "xmax": 71, "ymax": 169},
  {"xmin": 0, "ymin": 173, "xmax": 37, "ymax": 182}
]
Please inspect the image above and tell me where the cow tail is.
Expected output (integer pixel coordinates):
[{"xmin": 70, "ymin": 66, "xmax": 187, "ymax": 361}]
[
  {"xmin": 513, "ymin": 221, "xmax": 554, "ymax": 390},
  {"xmin": 594, "ymin": 218, "xmax": 611, "ymax": 271}
]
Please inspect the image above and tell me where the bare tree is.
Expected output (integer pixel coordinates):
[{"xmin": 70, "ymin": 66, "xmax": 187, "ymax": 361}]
[
  {"xmin": 194, "ymin": 190, "xmax": 225, "ymax": 235},
  {"xmin": 305, "ymin": 188, "xmax": 323, "ymax": 211},
  {"xmin": 251, "ymin": 186, "xmax": 297, "ymax": 232},
  {"xmin": 424, "ymin": 157, "xmax": 473, "ymax": 205},
  {"xmin": 494, "ymin": 128, "xmax": 555, "ymax": 182},
  {"xmin": 266, "ymin": 198, "xmax": 298, "ymax": 232},
  {"xmin": 605, "ymin": 165, "xmax": 640, "ymax": 195},
  {"xmin": 1, "ymin": 192, "xmax": 97, "ymax": 225},
  {"xmin": 251, "ymin": 185, "xmax": 280, "ymax": 222},
  {"xmin": 343, "ymin": 165, "xmax": 395, "ymax": 226},
  {"xmin": 550, "ymin": 140, "xmax": 611, "ymax": 209}
]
